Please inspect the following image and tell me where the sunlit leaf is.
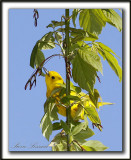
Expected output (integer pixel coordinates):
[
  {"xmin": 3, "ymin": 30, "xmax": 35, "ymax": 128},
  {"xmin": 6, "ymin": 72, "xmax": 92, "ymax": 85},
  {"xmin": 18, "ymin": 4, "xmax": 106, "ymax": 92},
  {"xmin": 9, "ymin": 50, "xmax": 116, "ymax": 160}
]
[
  {"xmin": 72, "ymin": 9, "xmax": 79, "ymax": 27},
  {"xmin": 55, "ymin": 32, "xmax": 63, "ymax": 43},
  {"xmin": 84, "ymin": 101, "xmax": 102, "ymax": 130},
  {"xmin": 102, "ymin": 9, "xmax": 122, "ymax": 32},
  {"xmin": 40, "ymin": 113, "xmax": 52, "ymax": 141},
  {"xmin": 38, "ymin": 32, "xmax": 55, "ymax": 50},
  {"xmin": 71, "ymin": 121, "xmax": 88, "ymax": 136},
  {"xmin": 89, "ymin": 89, "xmax": 102, "ymax": 109},
  {"xmin": 82, "ymin": 140, "xmax": 108, "ymax": 151},
  {"xmin": 94, "ymin": 42, "xmax": 122, "ymax": 82},
  {"xmin": 81, "ymin": 145, "xmax": 96, "ymax": 151},
  {"xmin": 95, "ymin": 42, "xmax": 121, "ymax": 59},
  {"xmin": 79, "ymin": 9, "xmax": 107, "ymax": 35},
  {"xmin": 78, "ymin": 47, "xmax": 103, "ymax": 74}
]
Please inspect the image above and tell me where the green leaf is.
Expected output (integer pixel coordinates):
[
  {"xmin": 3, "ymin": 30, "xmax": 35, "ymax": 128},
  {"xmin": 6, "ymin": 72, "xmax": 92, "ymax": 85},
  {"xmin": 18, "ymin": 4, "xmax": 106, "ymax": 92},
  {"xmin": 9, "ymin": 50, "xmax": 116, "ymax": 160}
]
[
  {"xmin": 70, "ymin": 28, "xmax": 98, "ymax": 42},
  {"xmin": 44, "ymin": 97, "xmax": 55, "ymax": 113},
  {"xmin": 82, "ymin": 140, "xmax": 108, "ymax": 151},
  {"xmin": 60, "ymin": 95, "xmax": 81, "ymax": 105},
  {"xmin": 89, "ymin": 89, "xmax": 102, "ymax": 109},
  {"xmin": 30, "ymin": 42, "xmax": 38, "ymax": 68},
  {"xmin": 55, "ymin": 32, "xmax": 62, "ymax": 43},
  {"xmin": 56, "ymin": 142, "xmax": 65, "ymax": 151},
  {"xmin": 46, "ymin": 23, "xmax": 53, "ymax": 28},
  {"xmin": 56, "ymin": 28, "xmax": 65, "ymax": 32},
  {"xmin": 102, "ymin": 9, "xmax": 122, "ymax": 32},
  {"xmin": 35, "ymin": 49, "xmax": 45, "ymax": 67},
  {"xmin": 38, "ymin": 32, "xmax": 55, "ymax": 50},
  {"xmin": 38, "ymin": 41, "xmax": 56, "ymax": 50},
  {"xmin": 46, "ymin": 21, "xmax": 65, "ymax": 28},
  {"xmin": 40, "ymin": 113, "xmax": 52, "ymax": 141},
  {"xmin": 95, "ymin": 42, "xmax": 121, "ymax": 59},
  {"xmin": 71, "ymin": 51, "xmax": 97, "ymax": 94},
  {"xmin": 71, "ymin": 121, "xmax": 88, "ymax": 136},
  {"xmin": 50, "ymin": 104, "xmax": 59, "ymax": 121},
  {"xmin": 78, "ymin": 47, "xmax": 103, "ymax": 74},
  {"xmin": 71, "ymin": 104, "xmax": 83, "ymax": 121},
  {"xmin": 52, "ymin": 122, "xmax": 62, "ymax": 131},
  {"xmin": 30, "ymin": 32, "xmax": 55, "ymax": 68},
  {"xmin": 50, "ymin": 87, "xmax": 63, "ymax": 97},
  {"xmin": 79, "ymin": 9, "xmax": 107, "ymax": 35},
  {"xmin": 81, "ymin": 145, "xmax": 96, "ymax": 151},
  {"xmin": 49, "ymin": 132, "xmax": 67, "ymax": 151},
  {"xmin": 84, "ymin": 102, "xmax": 102, "ymax": 130},
  {"xmin": 60, "ymin": 120, "xmax": 70, "ymax": 134},
  {"xmin": 71, "ymin": 141, "xmax": 82, "ymax": 151},
  {"xmin": 52, "ymin": 20, "xmax": 65, "ymax": 27},
  {"xmin": 59, "ymin": 88, "xmax": 66, "ymax": 98},
  {"xmin": 72, "ymin": 9, "xmax": 79, "ymax": 27},
  {"xmin": 73, "ymin": 127, "xmax": 95, "ymax": 143},
  {"xmin": 95, "ymin": 42, "xmax": 122, "ymax": 82},
  {"xmin": 49, "ymin": 133, "xmax": 67, "ymax": 146},
  {"xmin": 44, "ymin": 97, "xmax": 58, "ymax": 121}
]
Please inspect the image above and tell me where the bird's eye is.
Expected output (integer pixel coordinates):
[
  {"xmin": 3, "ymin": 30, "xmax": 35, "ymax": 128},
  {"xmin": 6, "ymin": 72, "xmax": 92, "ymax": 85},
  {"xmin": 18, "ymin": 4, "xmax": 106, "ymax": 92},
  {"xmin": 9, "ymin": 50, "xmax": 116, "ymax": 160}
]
[{"xmin": 52, "ymin": 76, "xmax": 55, "ymax": 79}]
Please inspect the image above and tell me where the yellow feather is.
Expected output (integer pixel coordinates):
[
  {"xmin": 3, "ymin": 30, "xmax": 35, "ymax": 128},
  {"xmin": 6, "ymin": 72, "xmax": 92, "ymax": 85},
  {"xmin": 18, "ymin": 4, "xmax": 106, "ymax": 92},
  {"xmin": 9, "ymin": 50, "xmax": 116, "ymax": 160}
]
[{"xmin": 45, "ymin": 71, "xmax": 113, "ymax": 122}]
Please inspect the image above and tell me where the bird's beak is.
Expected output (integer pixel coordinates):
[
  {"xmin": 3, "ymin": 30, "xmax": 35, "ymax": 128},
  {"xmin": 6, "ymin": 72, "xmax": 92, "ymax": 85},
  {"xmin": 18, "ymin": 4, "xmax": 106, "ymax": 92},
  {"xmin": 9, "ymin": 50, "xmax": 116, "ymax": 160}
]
[{"xmin": 43, "ymin": 67, "xmax": 49, "ymax": 76}]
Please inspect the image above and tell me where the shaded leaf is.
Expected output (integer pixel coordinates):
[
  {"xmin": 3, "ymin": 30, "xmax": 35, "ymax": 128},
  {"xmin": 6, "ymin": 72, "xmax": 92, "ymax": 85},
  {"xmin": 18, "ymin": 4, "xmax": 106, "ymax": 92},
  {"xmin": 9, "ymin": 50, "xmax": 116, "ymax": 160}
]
[
  {"xmin": 35, "ymin": 49, "xmax": 45, "ymax": 67},
  {"xmin": 60, "ymin": 95, "xmax": 81, "ymax": 105},
  {"xmin": 30, "ymin": 42, "xmax": 38, "ymax": 68},
  {"xmin": 60, "ymin": 120, "xmax": 70, "ymax": 134},
  {"xmin": 46, "ymin": 21, "xmax": 65, "ymax": 28},
  {"xmin": 73, "ymin": 127, "xmax": 95, "ymax": 143},
  {"xmin": 71, "ymin": 51, "xmax": 97, "ymax": 94},
  {"xmin": 52, "ymin": 122, "xmax": 62, "ymax": 131},
  {"xmin": 52, "ymin": 20, "xmax": 65, "ymax": 27},
  {"xmin": 70, "ymin": 28, "xmax": 98, "ymax": 42}
]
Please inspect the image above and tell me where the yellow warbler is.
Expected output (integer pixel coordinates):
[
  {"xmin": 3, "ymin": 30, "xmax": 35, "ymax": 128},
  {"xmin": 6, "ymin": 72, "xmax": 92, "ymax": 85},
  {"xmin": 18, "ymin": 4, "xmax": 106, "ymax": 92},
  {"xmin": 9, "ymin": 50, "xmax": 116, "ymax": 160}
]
[{"xmin": 44, "ymin": 70, "xmax": 112, "ymax": 127}]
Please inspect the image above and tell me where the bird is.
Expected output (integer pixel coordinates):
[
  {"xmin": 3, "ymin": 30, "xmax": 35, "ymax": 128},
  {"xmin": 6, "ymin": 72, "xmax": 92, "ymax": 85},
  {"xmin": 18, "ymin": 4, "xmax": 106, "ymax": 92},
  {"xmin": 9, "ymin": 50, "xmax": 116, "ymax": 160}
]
[{"xmin": 44, "ymin": 69, "xmax": 113, "ymax": 130}]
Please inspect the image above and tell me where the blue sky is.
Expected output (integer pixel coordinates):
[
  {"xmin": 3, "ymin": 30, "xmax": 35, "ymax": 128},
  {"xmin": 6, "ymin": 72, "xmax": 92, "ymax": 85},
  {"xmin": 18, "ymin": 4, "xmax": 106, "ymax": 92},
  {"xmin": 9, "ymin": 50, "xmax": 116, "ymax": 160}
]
[{"xmin": 9, "ymin": 9, "xmax": 122, "ymax": 151}]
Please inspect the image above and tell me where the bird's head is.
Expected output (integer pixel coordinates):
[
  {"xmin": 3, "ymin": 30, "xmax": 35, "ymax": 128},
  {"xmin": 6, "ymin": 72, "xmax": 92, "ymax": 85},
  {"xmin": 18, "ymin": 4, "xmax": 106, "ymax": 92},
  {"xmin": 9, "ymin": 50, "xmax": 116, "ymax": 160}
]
[{"xmin": 43, "ymin": 68, "xmax": 64, "ymax": 91}]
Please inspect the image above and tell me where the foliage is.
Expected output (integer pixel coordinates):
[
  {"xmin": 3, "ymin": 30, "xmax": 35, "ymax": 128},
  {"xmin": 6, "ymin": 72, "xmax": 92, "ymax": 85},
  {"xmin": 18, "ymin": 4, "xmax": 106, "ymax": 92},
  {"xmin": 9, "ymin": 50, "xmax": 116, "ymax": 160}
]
[{"xmin": 28, "ymin": 9, "xmax": 122, "ymax": 151}]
